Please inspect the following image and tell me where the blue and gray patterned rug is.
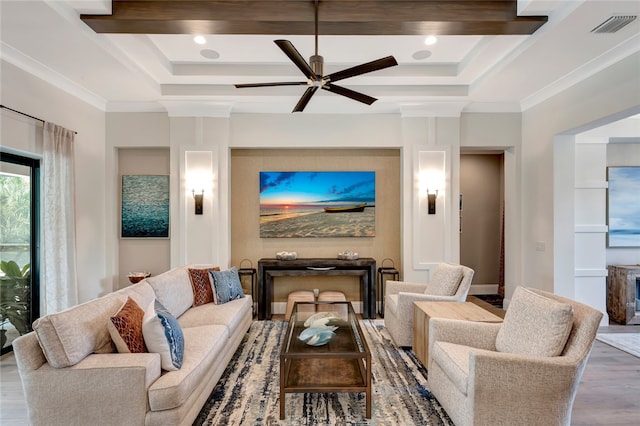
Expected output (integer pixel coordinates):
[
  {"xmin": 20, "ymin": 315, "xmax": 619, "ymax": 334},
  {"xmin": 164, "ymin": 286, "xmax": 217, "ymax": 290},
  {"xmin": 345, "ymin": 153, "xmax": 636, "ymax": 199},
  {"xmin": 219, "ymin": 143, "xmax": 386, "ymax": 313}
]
[{"xmin": 194, "ymin": 320, "xmax": 453, "ymax": 425}]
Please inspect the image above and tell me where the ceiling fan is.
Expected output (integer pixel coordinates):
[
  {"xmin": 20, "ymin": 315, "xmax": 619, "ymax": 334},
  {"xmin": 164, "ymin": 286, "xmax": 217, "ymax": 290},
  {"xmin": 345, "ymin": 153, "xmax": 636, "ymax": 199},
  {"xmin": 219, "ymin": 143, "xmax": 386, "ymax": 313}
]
[{"xmin": 234, "ymin": 0, "xmax": 398, "ymax": 112}]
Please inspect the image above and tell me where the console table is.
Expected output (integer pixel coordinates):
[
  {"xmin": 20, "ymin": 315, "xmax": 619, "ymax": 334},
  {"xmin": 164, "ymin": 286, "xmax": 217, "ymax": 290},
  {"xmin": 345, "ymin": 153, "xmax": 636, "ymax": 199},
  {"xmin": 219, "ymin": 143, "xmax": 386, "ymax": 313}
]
[{"xmin": 257, "ymin": 258, "xmax": 376, "ymax": 320}]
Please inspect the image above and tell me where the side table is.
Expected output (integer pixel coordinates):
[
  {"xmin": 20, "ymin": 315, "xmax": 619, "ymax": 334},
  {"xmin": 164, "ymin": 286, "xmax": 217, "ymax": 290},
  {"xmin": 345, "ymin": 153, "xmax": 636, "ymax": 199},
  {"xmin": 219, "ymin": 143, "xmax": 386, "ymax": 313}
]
[
  {"xmin": 413, "ymin": 301, "xmax": 502, "ymax": 368},
  {"xmin": 377, "ymin": 258, "xmax": 399, "ymax": 317},
  {"xmin": 238, "ymin": 264, "xmax": 257, "ymax": 317}
]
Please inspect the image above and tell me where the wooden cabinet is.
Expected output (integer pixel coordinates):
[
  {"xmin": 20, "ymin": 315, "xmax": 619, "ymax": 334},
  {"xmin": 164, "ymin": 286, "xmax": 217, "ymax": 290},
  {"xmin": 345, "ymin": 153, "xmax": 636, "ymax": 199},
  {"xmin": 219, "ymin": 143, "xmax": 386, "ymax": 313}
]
[{"xmin": 607, "ymin": 265, "xmax": 640, "ymax": 325}]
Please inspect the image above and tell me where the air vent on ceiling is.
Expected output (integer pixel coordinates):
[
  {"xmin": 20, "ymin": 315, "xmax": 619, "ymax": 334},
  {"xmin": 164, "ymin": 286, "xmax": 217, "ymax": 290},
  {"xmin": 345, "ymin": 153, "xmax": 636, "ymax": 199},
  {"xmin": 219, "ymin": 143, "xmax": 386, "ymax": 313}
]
[{"xmin": 591, "ymin": 15, "xmax": 637, "ymax": 33}]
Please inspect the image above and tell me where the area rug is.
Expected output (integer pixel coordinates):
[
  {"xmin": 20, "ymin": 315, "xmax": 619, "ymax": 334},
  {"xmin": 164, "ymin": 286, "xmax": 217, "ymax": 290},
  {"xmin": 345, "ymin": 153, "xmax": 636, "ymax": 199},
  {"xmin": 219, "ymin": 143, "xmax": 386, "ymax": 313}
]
[
  {"xmin": 596, "ymin": 333, "xmax": 640, "ymax": 358},
  {"xmin": 194, "ymin": 320, "xmax": 453, "ymax": 425}
]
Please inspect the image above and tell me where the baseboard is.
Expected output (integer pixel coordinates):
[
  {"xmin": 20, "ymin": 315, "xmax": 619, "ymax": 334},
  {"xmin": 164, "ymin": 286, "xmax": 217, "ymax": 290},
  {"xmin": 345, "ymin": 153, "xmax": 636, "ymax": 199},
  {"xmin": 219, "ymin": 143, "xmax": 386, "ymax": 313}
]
[
  {"xmin": 272, "ymin": 301, "xmax": 363, "ymax": 315},
  {"xmin": 468, "ymin": 284, "xmax": 499, "ymax": 295}
]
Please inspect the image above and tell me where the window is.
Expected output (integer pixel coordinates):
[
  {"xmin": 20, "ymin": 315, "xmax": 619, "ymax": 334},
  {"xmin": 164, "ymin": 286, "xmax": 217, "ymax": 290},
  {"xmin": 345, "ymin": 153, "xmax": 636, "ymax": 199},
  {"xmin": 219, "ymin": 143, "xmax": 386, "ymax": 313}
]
[{"xmin": 0, "ymin": 151, "xmax": 40, "ymax": 354}]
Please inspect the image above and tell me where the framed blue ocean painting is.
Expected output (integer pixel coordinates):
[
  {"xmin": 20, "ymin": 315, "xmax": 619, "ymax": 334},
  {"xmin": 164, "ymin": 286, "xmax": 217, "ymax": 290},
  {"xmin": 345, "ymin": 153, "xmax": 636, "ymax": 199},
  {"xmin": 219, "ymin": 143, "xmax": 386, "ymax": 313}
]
[
  {"xmin": 121, "ymin": 175, "xmax": 170, "ymax": 238},
  {"xmin": 607, "ymin": 167, "xmax": 640, "ymax": 247},
  {"xmin": 259, "ymin": 171, "xmax": 375, "ymax": 238}
]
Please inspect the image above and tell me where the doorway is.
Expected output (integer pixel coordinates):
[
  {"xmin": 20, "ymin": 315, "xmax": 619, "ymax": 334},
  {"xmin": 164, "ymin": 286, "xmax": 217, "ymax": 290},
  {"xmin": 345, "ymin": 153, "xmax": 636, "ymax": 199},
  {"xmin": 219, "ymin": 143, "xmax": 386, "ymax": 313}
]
[
  {"xmin": 459, "ymin": 152, "xmax": 504, "ymax": 297},
  {"xmin": 0, "ymin": 151, "xmax": 40, "ymax": 354}
]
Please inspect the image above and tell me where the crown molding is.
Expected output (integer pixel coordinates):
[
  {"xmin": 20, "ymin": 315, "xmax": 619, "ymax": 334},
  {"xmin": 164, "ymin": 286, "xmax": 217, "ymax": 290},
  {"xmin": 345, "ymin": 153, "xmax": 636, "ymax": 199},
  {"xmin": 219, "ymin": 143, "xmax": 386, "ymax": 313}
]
[
  {"xmin": 158, "ymin": 100, "xmax": 233, "ymax": 117},
  {"xmin": 521, "ymin": 32, "xmax": 640, "ymax": 111},
  {"xmin": 1, "ymin": 42, "xmax": 107, "ymax": 111}
]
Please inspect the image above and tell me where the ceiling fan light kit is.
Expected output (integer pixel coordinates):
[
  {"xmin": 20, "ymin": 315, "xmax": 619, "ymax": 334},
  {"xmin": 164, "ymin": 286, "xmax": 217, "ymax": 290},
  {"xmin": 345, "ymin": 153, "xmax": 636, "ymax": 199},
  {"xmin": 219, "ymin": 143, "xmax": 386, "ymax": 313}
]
[{"xmin": 234, "ymin": 0, "xmax": 398, "ymax": 112}]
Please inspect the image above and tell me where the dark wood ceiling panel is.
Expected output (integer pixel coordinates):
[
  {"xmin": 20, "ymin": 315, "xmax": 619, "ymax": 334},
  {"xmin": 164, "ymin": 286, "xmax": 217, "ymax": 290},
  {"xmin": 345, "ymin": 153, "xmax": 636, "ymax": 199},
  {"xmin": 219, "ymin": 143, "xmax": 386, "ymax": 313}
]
[{"xmin": 80, "ymin": 0, "xmax": 547, "ymax": 35}]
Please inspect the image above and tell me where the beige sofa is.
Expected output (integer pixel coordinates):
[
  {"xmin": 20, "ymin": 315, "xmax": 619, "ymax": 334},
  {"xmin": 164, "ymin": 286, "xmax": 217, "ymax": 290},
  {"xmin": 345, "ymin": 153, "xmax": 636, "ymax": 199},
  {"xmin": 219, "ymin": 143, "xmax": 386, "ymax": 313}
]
[{"xmin": 13, "ymin": 265, "xmax": 253, "ymax": 426}]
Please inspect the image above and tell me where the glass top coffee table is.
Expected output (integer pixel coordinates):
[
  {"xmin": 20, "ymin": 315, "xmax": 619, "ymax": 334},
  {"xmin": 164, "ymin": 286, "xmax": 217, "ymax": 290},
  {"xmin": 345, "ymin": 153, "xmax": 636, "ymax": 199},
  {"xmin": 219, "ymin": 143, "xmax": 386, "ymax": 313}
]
[{"xmin": 280, "ymin": 301, "xmax": 372, "ymax": 420}]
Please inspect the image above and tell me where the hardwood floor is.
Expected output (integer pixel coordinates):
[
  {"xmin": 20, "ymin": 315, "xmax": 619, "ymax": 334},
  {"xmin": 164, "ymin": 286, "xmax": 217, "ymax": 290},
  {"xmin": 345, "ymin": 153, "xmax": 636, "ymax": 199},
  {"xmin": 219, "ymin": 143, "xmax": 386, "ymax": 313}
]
[{"xmin": 1, "ymin": 324, "xmax": 638, "ymax": 425}]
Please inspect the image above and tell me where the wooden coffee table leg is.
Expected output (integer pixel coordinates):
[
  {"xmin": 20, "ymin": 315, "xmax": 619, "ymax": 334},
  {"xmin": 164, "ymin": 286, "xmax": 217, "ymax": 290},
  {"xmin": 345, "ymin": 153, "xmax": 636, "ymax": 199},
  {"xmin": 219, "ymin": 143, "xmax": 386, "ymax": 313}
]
[
  {"xmin": 280, "ymin": 392, "xmax": 285, "ymax": 420},
  {"xmin": 280, "ymin": 357, "xmax": 285, "ymax": 419},
  {"xmin": 366, "ymin": 354, "xmax": 372, "ymax": 418}
]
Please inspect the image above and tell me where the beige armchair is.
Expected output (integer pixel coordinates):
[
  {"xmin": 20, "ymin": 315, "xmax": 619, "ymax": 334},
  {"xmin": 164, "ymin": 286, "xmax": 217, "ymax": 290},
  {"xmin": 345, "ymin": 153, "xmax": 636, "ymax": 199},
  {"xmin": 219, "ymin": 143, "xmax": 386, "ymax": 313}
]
[
  {"xmin": 384, "ymin": 263, "xmax": 474, "ymax": 347},
  {"xmin": 428, "ymin": 287, "xmax": 603, "ymax": 426}
]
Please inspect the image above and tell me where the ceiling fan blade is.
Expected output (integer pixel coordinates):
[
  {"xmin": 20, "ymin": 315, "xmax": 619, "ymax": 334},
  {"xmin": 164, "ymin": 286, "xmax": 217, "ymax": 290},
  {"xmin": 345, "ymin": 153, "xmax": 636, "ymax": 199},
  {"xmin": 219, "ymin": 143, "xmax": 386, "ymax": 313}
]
[
  {"xmin": 326, "ymin": 56, "xmax": 398, "ymax": 83},
  {"xmin": 235, "ymin": 82, "xmax": 307, "ymax": 88},
  {"xmin": 323, "ymin": 83, "xmax": 377, "ymax": 105},
  {"xmin": 275, "ymin": 39, "xmax": 317, "ymax": 80},
  {"xmin": 293, "ymin": 86, "xmax": 319, "ymax": 112}
]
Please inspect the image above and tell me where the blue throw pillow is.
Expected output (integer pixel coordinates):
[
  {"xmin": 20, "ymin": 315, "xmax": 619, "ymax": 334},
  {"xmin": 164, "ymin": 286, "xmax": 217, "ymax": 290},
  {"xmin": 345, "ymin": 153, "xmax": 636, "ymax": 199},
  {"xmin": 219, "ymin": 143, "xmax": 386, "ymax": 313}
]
[
  {"xmin": 210, "ymin": 267, "xmax": 245, "ymax": 304},
  {"xmin": 142, "ymin": 299, "xmax": 184, "ymax": 371}
]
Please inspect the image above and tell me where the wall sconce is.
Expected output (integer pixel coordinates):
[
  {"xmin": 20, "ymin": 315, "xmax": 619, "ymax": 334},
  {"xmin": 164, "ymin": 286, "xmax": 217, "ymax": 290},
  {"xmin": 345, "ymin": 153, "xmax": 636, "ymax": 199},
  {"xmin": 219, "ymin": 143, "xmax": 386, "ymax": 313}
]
[
  {"xmin": 192, "ymin": 189, "xmax": 204, "ymax": 215},
  {"xmin": 421, "ymin": 169, "xmax": 444, "ymax": 215},
  {"xmin": 426, "ymin": 188, "xmax": 438, "ymax": 214}
]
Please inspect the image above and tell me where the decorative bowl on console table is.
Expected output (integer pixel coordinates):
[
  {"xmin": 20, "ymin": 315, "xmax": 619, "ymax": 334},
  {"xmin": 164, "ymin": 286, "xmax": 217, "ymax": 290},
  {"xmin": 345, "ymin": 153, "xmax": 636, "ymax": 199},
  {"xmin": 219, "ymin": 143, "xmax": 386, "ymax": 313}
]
[
  {"xmin": 276, "ymin": 251, "xmax": 297, "ymax": 260},
  {"xmin": 337, "ymin": 251, "xmax": 359, "ymax": 260},
  {"xmin": 127, "ymin": 272, "xmax": 151, "ymax": 284}
]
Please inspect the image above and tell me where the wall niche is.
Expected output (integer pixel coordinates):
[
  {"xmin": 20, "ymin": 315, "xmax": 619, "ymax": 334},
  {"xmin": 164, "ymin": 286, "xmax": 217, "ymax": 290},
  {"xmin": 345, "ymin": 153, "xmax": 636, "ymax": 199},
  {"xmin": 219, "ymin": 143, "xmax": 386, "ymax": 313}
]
[{"xmin": 230, "ymin": 148, "xmax": 401, "ymax": 308}]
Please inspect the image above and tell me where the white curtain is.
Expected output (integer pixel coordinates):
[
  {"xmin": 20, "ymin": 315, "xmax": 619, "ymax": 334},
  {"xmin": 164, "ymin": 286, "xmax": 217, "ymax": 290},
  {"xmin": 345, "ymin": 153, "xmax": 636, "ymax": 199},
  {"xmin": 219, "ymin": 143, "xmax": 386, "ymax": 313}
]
[{"xmin": 42, "ymin": 122, "xmax": 78, "ymax": 314}]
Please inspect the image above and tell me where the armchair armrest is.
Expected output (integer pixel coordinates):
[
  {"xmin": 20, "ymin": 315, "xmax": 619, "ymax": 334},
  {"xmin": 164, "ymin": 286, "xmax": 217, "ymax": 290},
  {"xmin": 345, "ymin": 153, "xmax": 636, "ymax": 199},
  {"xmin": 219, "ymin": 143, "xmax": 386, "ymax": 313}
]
[
  {"xmin": 385, "ymin": 280, "xmax": 427, "ymax": 297},
  {"xmin": 395, "ymin": 292, "xmax": 466, "ymax": 315},
  {"xmin": 469, "ymin": 350, "xmax": 582, "ymax": 424},
  {"xmin": 429, "ymin": 318, "xmax": 501, "ymax": 359}
]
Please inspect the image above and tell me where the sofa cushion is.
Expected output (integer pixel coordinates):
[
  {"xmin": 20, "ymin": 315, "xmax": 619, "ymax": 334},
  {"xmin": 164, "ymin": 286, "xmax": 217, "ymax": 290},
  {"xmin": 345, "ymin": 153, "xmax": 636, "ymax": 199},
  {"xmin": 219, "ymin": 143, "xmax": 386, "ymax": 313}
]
[
  {"xmin": 108, "ymin": 297, "xmax": 148, "ymax": 353},
  {"xmin": 143, "ymin": 300, "xmax": 185, "ymax": 371},
  {"xmin": 425, "ymin": 264, "xmax": 464, "ymax": 296},
  {"xmin": 496, "ymin": 287, "xmax": 574, "ymax": 357},
  {"xmin": 118, "ymin": 281, "xmax": 156, "ymax": 312},
  {"xmin": 431, "ymin": 341, "xmax": 472, "ymax": 396},
  {"xmin": 188, "ymin": 267, "xmax": 219, "ymax": 306},
  {"xmin": 33, "ymin": 293, "xmax": 124, "ymax": 368},
  {"xmin": 210, "ymin": 267, "xmax": 245, "ymax": 304},
  {"xmin": 178, "ymin": 296, "xmax": 252, "ymax": 331},
  {"xmin": 148, "ymin": 324, "xmax": 229, "ymax": 411},
  {"xmin": 146, "ymin": 267, "xmax": 194, "ymax": 318}
]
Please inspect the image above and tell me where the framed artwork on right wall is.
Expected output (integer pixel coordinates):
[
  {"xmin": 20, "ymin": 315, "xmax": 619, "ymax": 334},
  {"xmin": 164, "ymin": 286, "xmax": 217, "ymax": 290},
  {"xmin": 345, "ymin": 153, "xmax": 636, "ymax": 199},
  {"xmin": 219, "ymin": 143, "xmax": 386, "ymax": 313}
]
[{"xmin": 607, "ymin": 166, "xmax": 640, "ymax": 247}]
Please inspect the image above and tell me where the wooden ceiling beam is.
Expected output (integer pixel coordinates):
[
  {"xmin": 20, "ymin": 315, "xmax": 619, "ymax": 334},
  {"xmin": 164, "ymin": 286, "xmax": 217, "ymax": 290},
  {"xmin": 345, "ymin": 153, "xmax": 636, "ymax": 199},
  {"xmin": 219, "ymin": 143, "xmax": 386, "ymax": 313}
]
[{"xmin": 80, "ymin": 0, "xmax": 547, "ymax": 35}]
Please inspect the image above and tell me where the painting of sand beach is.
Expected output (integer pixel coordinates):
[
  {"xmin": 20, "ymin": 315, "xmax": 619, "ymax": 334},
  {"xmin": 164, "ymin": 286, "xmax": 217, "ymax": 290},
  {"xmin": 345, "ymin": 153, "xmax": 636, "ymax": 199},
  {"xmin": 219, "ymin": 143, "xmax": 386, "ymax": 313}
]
[{"xmin": 260, "ymin": 171, "xmax": 375, "ymax": 238}]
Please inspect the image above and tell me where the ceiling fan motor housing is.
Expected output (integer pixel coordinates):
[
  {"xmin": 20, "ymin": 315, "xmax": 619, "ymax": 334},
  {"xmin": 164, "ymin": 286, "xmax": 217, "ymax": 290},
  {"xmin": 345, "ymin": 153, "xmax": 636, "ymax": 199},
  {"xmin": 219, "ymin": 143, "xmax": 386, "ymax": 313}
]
[{"xmin": 310, "ymin": 54, "xmax": 323, "ymax": 78}]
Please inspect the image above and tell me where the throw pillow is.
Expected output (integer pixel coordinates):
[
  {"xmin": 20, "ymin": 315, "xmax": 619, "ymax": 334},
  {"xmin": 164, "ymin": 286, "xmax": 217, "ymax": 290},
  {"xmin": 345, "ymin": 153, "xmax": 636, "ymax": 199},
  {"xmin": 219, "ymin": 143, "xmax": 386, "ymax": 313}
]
[
  {"xmin": 108, "ymin": 297, "xmax": 148, "ymax": 353},
  {"xmin": 496, "ymin": 287, "xmax": 574, "ymax": 357},
  {"xmin": 142, "ymin": 299, "xmax": 184, "ymax": 371},
  {"xmin": 425, "ymin": 263, "xmax": 464, "ymax": 296},
  {"xmin": 187, "ymin": 267, "xmax": 220, "ymax": 306},
  {"xmin": 209, "ymin": 267, "xmax": 245, "ymax": 305}
]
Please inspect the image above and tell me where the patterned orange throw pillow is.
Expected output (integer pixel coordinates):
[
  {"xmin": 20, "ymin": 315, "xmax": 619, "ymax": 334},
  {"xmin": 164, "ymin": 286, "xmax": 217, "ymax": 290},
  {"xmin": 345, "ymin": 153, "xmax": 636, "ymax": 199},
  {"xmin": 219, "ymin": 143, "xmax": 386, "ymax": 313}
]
[
  {"xmin": 108, "ymin": 297, "xmax": 147, "ymax": 353},
  {"xmin": 188, "ymin": 267, "xmax": 220, "ymax": 306}
]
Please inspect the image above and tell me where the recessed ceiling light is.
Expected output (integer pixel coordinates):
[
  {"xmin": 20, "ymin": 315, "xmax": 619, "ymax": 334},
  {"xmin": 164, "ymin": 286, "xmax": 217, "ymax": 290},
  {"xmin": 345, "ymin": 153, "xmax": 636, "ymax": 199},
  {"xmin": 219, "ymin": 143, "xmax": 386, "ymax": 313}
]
[
  {"xmin": 200, "ymin": 49, "xmax": 220, "ymax": 59},
  {"xmin": 412, "ymin": 50, "xmax": 432, "ymax": 60},
  {"xmin": 194, "ymin": 35, "xmax": 206, "ymax": 45},
  {"xmin": 424, "ymin": 35, "xmax": 438, "ymax": 46}
]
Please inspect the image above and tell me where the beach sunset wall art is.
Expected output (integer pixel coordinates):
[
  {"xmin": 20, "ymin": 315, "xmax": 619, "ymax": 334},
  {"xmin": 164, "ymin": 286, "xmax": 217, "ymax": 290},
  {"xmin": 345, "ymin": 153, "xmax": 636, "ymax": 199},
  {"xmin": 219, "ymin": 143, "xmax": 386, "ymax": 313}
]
[
  {"xmin": 121, "ymin": 175, "xmax": 170, "ymax": 238},
  {"xmin": 607, "ymin": 166, "xmax": 640, "ymax": 247},
  {"xmin": 259, "ymin": 171, "xmax": 375, "ymax": 238}
]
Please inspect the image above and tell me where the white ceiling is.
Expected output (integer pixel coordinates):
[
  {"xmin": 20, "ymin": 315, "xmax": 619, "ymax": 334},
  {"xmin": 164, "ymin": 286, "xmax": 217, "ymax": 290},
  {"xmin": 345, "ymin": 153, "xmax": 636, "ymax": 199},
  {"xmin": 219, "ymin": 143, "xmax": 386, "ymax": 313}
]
[{"xmin": 1, "ymin": 0, "xmax": 639, "ymax": 115}]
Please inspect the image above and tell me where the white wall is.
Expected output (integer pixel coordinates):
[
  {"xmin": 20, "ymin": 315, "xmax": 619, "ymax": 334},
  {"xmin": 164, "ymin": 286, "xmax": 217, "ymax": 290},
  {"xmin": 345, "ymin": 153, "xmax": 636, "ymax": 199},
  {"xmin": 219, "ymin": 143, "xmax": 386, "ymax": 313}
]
[
  {"xmin": 1, "ymin": 60, "xmax": 107, "ymax": 304},
  {"xmin": 531, "ymin": 52, "xmax": 640, "ymax": 314},
  {"xmin": 3, "ymin": 48, "xmax": 638, "ymax": 312}
]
